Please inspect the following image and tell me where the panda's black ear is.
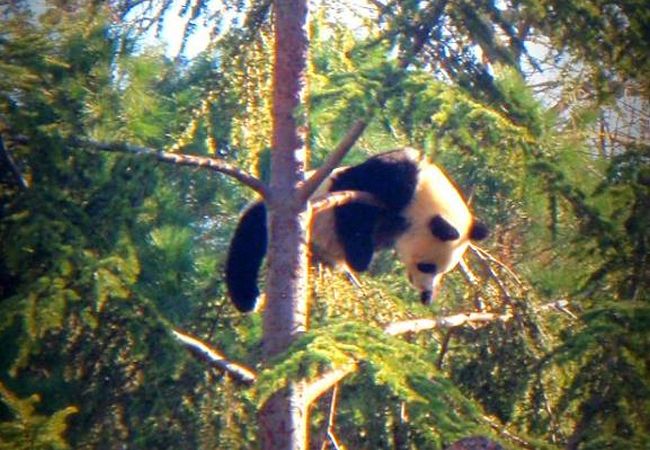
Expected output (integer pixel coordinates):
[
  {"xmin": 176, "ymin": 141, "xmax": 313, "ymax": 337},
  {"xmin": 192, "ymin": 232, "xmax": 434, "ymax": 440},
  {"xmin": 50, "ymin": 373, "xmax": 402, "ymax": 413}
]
[
  {"xmin": 470, "ymin": 221, "xmax": 489, "ymax": 241},
  {"xmin": 429, "ymin": 215, "xmax": 460, "ymax": 241}
]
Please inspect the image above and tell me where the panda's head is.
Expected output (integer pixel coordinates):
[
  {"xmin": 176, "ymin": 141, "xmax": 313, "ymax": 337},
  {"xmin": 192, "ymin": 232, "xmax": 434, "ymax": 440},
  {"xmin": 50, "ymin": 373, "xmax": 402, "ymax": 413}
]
[{"xmin": 394, "ymin": 163, "xmax": 489, "ymax": 304}]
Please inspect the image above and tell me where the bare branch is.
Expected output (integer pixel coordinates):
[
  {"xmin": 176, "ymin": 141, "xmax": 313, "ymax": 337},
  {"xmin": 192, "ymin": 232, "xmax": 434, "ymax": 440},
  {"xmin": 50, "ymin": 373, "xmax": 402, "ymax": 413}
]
[
  {"xmin": 482, "ymin": 415, "xmax": 534, "ymax": 449},
  {"xmin": 384, "ymin": 312, "xmax": 513, "ymax": 336},
  {"xmin": 323, "ymin": 384, "xmax": 343, "ymax": 450},
  {"xmin": 298, "ymin": 119, "xmax": 368, "ymax": 203},
  {"xmin": 469, "ymin": 244, "xmax": 523, "ymax": 286},
  {"xmin": 310, "ymin": 190, "xmax": 385, "ymax": 214},
  {"xmin": 72, "ymin": 138, "xmax": 270, "ymax": 198},
  {"xmin": 436, "ymin": 329, "xmax": 455, "ymax": 369},
  {"xmin": 171, "ymin": 329, "xmax": 257, "ymax": 385},
  {"xmin": 537, "ymin": 299, "xmax": 577, "ymax": 319},
  {"xmin": 458, "ymin": 257, "xmax": 486, "ymax": 311},
  {"xmin": 303, "ymin": 364, "xmax": 356, "ymax": 406}
]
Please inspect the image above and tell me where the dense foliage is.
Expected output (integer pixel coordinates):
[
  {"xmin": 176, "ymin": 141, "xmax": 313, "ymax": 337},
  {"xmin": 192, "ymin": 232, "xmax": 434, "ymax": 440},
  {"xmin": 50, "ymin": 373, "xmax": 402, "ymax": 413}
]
[{"xmin": 0, "ymin": 0, "xmax": 647, "ymax": 448}]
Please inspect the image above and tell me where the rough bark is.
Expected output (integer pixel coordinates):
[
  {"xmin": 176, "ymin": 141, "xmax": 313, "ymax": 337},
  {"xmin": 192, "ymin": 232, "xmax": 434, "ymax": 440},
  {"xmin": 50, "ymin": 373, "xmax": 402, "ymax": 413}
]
[{"xmin": 259, "ymin": 0, "xmax": 310, "ymax": 448}]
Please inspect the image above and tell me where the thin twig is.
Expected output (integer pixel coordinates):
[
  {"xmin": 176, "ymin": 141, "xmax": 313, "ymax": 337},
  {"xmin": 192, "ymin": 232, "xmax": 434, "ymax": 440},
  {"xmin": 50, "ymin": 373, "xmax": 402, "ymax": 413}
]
[
  {"xmin": 171, "ymin": 329, "xmax": 257, "ymax": 384},
  {"xmin": 536, "ymin": 299, "xmax": 577, "ymax": 319},
  {"xmin": 436, "ymin": 329, "xmax": 455, "ymax": 369},
  {"xmin": 322, "ymin": 384, "xmax": 342, "ymax": 450},
  {"xmin": 469, "ymin": 246, "xmax": 516, "ymax": 304},
  {"xmin": 458, "ymin": 257, "xmax": 485, "ymax": 311},
  {"xmin": 298, "ymin": 119, "xmax": 368, "ymax": 202},
  {"xmin": 483, "ymin": 415, "xmax": 534, "ymax": 449},
  {"xmin": 72, "ymin": 138, "xmax": 269, "ymax": 198},
  {"xmin": 470, "ymin": 244, "xmax": 523, "ymax": 286}
]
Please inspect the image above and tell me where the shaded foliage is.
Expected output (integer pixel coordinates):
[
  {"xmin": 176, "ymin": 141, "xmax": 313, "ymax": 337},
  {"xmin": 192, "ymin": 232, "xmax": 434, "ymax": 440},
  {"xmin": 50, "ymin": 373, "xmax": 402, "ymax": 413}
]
[{"xmin": 1, "ymin": 0, "xmax": 648, "ymax": 449}]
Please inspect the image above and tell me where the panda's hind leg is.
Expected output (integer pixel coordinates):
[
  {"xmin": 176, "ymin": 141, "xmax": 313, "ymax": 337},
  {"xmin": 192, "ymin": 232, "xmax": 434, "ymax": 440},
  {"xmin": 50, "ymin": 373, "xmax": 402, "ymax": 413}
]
[{"xmin": 335, "ymin": 203, "xmax": 379, "ymax": 272}]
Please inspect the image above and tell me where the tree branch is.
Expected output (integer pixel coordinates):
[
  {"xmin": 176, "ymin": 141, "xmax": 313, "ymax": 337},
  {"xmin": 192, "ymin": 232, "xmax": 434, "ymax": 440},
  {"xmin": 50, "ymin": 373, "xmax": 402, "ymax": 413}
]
[
  {"xmin": 458, "ymin": 257, "xmax": 486, "ymax": 311},
  {"xmin": 469, "ymin": 244, "xmax": 523, "ymax": 286},
  {"xmin": 310, "ymin": 190, "xmax": 385, "ymax": 214},
  {"xmin": 303, "ymin": 364, "xmax": 356, "ymax": 406},
  {"xmin": 171, "ymin": 329, "xmax": 257, "ymax": 385},
  {"xmin": 536, "ymin": 299, "xmax": 577, "ymax": 319},
  {"xmin": 303, "ymin": 311, "xmax": 514, "ymax": 401},
  {"xmin": 384, "ymin": 312, "xmax": 513, "ymax": 336},
  {"xmin": 72, "ymin": 138, "xmax": 270, "ymax": 198},
  {"xmin": 298, "ymin": 119, "xmax": 368, "ymax": 203}
]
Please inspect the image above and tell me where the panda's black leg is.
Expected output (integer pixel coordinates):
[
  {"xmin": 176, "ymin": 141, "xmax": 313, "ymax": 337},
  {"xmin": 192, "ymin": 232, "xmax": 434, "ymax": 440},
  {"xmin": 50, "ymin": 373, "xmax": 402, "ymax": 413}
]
[{"xmin": 336, "ymin": 203, "xmax": 378, "ymax": 272}]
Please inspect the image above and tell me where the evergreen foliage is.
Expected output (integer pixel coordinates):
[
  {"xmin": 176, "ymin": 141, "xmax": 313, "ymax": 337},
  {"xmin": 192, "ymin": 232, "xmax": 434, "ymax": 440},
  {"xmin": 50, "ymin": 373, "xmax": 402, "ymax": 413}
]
[{"xmin": 0, "ymin": 0, "xmax": 648, "ymax": 448}]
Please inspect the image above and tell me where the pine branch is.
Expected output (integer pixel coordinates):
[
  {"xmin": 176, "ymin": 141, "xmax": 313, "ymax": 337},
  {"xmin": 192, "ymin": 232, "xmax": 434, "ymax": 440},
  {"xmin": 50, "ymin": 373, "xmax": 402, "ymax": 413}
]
[
  {"xmin": 303, "ymin": 311, "xmax": 513, "ymax": 402},
  {"xmin": 72, "ymin": 138, "xmax": 270, "ymax": 198},
  {"xmin": 298, "ymin": 119, "xmax": 368, "ymax": 203},
  {"xmin": 171, "ymin": 329, "xmax": 257, "ymax": 385}
]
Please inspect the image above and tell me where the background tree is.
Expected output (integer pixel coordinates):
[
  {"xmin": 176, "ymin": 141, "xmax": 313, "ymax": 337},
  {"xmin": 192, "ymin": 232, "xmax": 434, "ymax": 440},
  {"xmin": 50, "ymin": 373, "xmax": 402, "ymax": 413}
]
[{"xmin": 1, "ymin": 0, "xmax": 648, "ymax": 449}]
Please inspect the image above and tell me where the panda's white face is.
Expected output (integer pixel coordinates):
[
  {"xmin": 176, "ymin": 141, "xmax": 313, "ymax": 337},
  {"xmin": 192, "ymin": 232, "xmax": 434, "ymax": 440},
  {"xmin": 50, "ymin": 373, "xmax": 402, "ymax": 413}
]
[{"xmin": 395, "ymin": 164, "xmax": 474, "ymax": 304}]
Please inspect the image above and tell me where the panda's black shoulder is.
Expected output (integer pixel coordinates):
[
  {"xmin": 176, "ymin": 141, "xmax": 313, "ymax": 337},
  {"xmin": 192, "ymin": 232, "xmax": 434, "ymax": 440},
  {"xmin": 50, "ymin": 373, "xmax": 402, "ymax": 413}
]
[{"xmin": 329, "ymin": 148, "xmax": 421, "ymax": 211}]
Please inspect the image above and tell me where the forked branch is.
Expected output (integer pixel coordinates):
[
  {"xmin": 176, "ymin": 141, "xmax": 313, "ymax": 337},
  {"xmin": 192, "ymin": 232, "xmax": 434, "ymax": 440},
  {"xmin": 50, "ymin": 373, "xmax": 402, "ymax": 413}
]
[{"xmin": 298, "ymin": 119, "xmax": 368, "ymax": 202}]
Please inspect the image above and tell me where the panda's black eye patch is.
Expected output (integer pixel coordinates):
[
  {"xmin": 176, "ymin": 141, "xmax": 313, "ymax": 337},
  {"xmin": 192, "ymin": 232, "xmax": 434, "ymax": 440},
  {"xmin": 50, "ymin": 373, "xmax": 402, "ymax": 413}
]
[
  {"xmin": 429, "ymin": 215, "xmax": 460, "ymax": 241},
  {"xmin": 416, "ymin": 262, "xmax": 437, "ymax": 274}
]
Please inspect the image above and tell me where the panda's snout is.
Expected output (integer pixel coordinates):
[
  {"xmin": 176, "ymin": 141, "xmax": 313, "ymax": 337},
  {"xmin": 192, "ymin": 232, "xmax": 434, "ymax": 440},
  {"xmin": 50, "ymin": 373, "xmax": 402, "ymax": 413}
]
[{"xmin": 420, "ymin": 290, "xmax": 433, "ymax": 305}]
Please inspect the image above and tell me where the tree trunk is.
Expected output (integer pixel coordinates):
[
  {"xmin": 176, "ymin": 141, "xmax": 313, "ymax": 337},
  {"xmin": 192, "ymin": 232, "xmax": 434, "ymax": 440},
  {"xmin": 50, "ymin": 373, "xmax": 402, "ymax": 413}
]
[{"xmin": 259, "ymin": 0, "xmax": 310, "ymax": 448}]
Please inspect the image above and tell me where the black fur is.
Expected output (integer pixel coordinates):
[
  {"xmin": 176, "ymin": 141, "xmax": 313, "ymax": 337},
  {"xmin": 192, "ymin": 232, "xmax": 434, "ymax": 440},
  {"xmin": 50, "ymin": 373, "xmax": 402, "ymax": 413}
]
[
  {"xmin": 225, "ymin": 202, "xmax": 268, "ymax": 312},
  {"xmin": 470, "ymin": 221, "xmax": 489, "ymax": 241},
  {"xmin": 429, "ymin": 215, "xmax": 460, "ymax": 241},
  {"xmin": 224, "ymin": 149, "xmax": 489, "ymax": 312},
  {"xmin": 331, "ymin": 150, "xmax": 419, "ymax": 271},
  {"xmin": 416, "ymin": 263, "xmax": 437, "ymax": 274}
]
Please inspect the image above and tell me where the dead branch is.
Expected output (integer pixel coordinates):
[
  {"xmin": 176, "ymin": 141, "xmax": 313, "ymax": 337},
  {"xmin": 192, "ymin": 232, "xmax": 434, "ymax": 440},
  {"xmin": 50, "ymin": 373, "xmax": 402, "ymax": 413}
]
[
  {"xmin": 298, "ymin": 119, "xmax": 368, "ymax": 202},
  {"xmin": 310, "ymin": 190, "xmax": 385, "ymax": 214},
  {"xmin": 0, "ymin": 135, "xmax": 29, "ymax": 190},
  {"xmin": 72, "ymin": 138, "xmax": 269, "ymax": 198},
  {"xmin": 468, "ymin": 246, "xmax": 516, "ymax": 304},
  {"xmin": 436, "ymin": 329, "xmax": 455, "ymax": 369},
  {"xmin": 384, "ymin": 312, "xmax": 513, "ymax": 336},
  {"xmin": 469, "ymin": 244, "xmax": 523, "ymax": 287},
  {"xmin": 458, "ymin": 257, "xmax": 486, "ymax": 311},
  {"xmin": 536, "ymin": 299, "xmax": 577, "ymax": 319},
  {"xmin": 322, "ymin": 384, "xmax": 343, "ymax": 450},
  {"xmin": 303, "ymin": 365, "xmax": 356, "ymax": 406},
  {"xmin": 171, "ymin": 329, "xmax": 257, "ymax": 385},
  {"xmin": 482, "ymin": 415, "xmax": 534, "ymax": 449}
]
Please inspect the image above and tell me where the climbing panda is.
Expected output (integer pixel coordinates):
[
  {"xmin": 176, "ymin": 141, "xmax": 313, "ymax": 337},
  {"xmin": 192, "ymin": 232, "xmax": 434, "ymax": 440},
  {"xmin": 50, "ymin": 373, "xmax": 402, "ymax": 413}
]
[{"xmin": 225, "ymin": 148, "xmax": 489, "ymax": 312}]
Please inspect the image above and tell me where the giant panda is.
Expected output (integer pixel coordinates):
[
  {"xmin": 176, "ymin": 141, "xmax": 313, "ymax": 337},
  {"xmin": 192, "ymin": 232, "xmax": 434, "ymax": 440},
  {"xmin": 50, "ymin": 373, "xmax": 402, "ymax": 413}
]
[{"xmin": 225, "ymin": 148, "xmax": 488, "ymax": 312}]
